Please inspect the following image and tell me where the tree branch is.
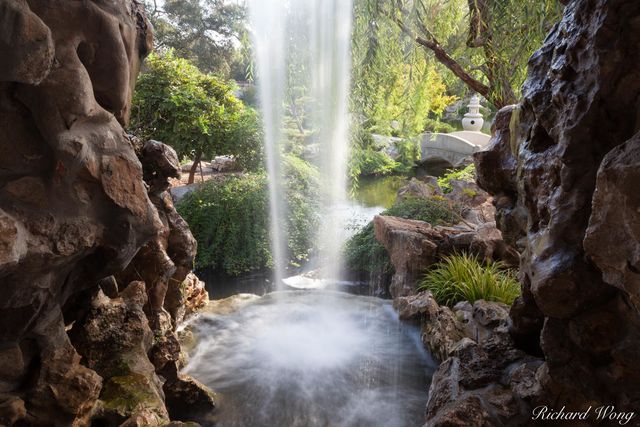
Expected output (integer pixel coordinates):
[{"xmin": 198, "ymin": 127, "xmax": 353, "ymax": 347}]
[{"xmin": 395, "ymin": 17, "xmax": 491, "ymax": 101}]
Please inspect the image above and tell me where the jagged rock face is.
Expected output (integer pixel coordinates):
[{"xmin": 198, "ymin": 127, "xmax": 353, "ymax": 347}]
[
  {"xmin": 374, "ymin": 185, "xmax": 518, "ymax": 298},
  {"xmin": 0, "ymin": 0, "xmax": 156, "ymax": 423},
  {"xmin": 70, "ymin": 282, "xmax": 169, "ymax": 425},
  {"xmin": 0, "ymin": 1, "xmax": 211, "ymax": 425},
  {"xmin": 475, "ymin": 0, "xmax": 640, "ymax": 414},
  {"xmin": 396, "ymin": 293, "xmax": 540, "ymax": 426}
]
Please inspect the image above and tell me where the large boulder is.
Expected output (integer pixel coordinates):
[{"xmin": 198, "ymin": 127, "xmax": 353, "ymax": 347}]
[
  {"xmin": 396, "ymin": 177, "xmax": 443, "ymax": 201},
  {"xmin": 393, "ymin": 292, "xmax": 540, "ymax": 426},
  {"xmin": 0, "ymin": 1, "xmax": 156, "ymax": 423},
  {"xmin": 69, "ymin": 282, "xmax": 169, "ymax": 425},
  {"xmin": 373, "ymin": 216, "xmax": 456, "ymax": 298},
  {"xmin": 374, "ymin": 216, "xmax": 518, "ymax": 298},
  {"xmin": 475, "ymin": 0, "xmax": 640, "ymax": 415},
  {"xmin": 0, "ymin": 1, "xmax": 211, "ymax": 424}
]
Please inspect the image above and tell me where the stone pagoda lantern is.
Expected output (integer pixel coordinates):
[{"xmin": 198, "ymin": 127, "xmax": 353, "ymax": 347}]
[{"xmin": 462, "ymin": 94, "xmax": 484, "ymax": 132}]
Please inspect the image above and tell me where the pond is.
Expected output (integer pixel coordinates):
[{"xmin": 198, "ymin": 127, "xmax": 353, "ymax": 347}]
[
  {"xmin": 350, "ymin": 175, "xmax": 408, "ymax": 209},
  {"xmin": 183, "ymin": 291, "xmax": 436, "ymax": 427},
  {"xmin": 185, "ymin": 173, "xmax": 435, "ymax": 426}
]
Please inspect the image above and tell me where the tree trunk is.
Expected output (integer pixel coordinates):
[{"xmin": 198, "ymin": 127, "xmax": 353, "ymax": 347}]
[
  {"xmin": 414, "ymin": 35, "xmax": 494, "ymax": 104},
  {"xmin": 393, "ymin": 11, "xmax": 515, "ymax": 108},
  {"xmin": 393, "ymin": 17, "xmax": 500, "ymax": 107},
  {"xmin": 188, "ymin": 150, "xmax": 202, "ymax": 185}
]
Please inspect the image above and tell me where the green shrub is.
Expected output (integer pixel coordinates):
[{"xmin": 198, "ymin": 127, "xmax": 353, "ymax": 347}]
[
  {"xmin": 344, "ymin": 196, "xmax": 457, "ymax": 276},
  {"xmin": 132, "ymin": 51, "xmax": 262, "ymax": 176},
  {"xmin": 343, "ymin": 222, "xmax": 390, "ymax": 275},
  {"xmin": 424, "ymin": 118, "xmax": 456, "ymax": 134},
  {"xmin": 177, "ymin": 174, "xmax": 270, "ymax": 275},
  {"xmin": 437, "ymin": 164, "xmax": 476, "ymax": 193},
  {"xmin": 392, "ymin": 138, "xmax": 420, "ymax": 175},
  {"xmin": 417, "ymin": 253, "xmax": 520, "ymax": 307},
  {"xmin": 351, "ymin": 146, "xmax": 400, "ymax": 177},
  {"xmin": 177, "ymin": 157, "xmax": 319, "ymax": 275},
  {"xmin": 383, "ymin": 196, "xmax": 457, "ymax": 224}
]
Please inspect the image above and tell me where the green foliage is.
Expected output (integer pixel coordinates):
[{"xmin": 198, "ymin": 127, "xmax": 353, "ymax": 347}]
[
  {"xmin": 351, "ymin": 147, "xmax": 400, "ymax": 177},
  {"xmin": 343, "ymin": 222, "xmax": 390, "ymax": 276},
  {"xmin": 424, "ymin": 118, "xmax": 456, "ymax": 134},
  {"xmin": 344, "ymin": 196, "xmax": 457, "ymax": 275},
  {"xmin": 349, "ymin": 125, "xmax": 422, "ymax": 180},
  {"xmin": 177, "ymin": 156, "xmax": 319, "ymax": 275},
  {"xmin": 352, "ymin": 0, "xmax": 457, "ymax": 138},
  {"xmin": 131, "ymin": 51, "xmax": 262, "ymax": 171},
  {"xmin": 355, "ymin": 0, "xmax": 563, "ymax": 108},
  {"xmin": 143, "ymin": 0, "xmax": 246, "ymax": 76},
  {"xmin": 438, "ymin": 164, "xmax": 476, "ymax": 193},
  {"xmin": 393, "ymin": 138, "xmax": 420, "ymax": 174},
  {"xmin": 282, "ymin": 154, "xmax": 320, "ymax": 266},
  {"xmin": 229, "ymin": 108, "xmax": 264, "ymax": 171},
  {"xmin": 418, "ymin": 253, "xmax": 520, "ymax": 307},
  {"xmin": 384, "ymin": 196, "xmax": 458, "ymax": 224},
  {"xmin": 177, "ymin": 174, "xmax": 270, "ymax": 275}
]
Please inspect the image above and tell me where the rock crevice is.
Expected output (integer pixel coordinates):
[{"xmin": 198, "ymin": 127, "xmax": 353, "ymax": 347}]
[
  {"xmin": 0, "ymin": 1, "xmax": 211, "ymax": 425},
  {"xmin": 475, "ymin": 0, "xmax": 640, "ymax": 415}
]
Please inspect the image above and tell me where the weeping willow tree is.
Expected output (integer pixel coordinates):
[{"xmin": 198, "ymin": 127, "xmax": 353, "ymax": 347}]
[
  {"xmin": 352, "ymin": 0, "xmax": 456, "ymax": 137},
  {"xmin": 355, "ymin": 0, "xmax": 563, "ymax": 109}
]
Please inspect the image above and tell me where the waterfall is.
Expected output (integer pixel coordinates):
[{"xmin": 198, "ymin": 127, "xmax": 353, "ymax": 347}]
[
  {"xmin": 309, "ymin": 0, "xmax": 353, "ymax": 282},
  {"xmin": 249, "ymin": 0, "xmax": 353, "ymax": 288},
  {"xmin": 248, "ymin": 0, "xmax": 288, "ymax": 289}
]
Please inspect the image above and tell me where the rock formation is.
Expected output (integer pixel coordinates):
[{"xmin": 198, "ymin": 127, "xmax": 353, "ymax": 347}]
[
  {"xmin": 0, "ymin": 1, "xmax": 211, "ymax": 425},
  {"xmin": 475, "ymin": 0, "xmax": 640, "ymax": 418},
  {"xmin": 395, "ymin": 292, "xmax": 541, "ymax": 426},
  {"xmin": 374, "ymin": 179, "xmax": 518, "ymax": 298}
]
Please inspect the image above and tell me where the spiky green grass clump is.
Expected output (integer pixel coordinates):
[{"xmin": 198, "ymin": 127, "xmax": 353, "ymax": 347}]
[{"xmin": 418, "ymin": 253, "xmax": 520, "ymax": 307}]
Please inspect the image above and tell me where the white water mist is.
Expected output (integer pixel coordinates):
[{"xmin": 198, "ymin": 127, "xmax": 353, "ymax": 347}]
[
  {"xmin": 249, "ymin": 0, "xmax": 353, "ymax": 287},
  {"xmin": 309, "ymin": 0, "xmax": 353, "ymax": 282},
  {"xmin": 248, "ymin": 0, "xmax": 288, "ymax": 288}
]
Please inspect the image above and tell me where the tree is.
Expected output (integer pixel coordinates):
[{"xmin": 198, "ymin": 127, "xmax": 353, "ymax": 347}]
[
  {"xmin": 352, "ymin": 10, "xmax": 456, "ymax": 137},
  {"xmin": 357, "ymin": 0, "xmax": 563, "ymax": 108},
  {"xmin": 143, "ymin": 0, "xmax": 246, "ymax": 76},
  {"xmin": 131, "ymin": 51, "xmax": 261, "ymax": 183}
]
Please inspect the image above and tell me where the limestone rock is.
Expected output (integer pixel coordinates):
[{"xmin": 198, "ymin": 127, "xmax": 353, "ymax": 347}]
[
  {"xmin": 69, "ymin": 283, "xmax": 169, "ymax": 424},
  {"xmin": 421, "ymin": 298, "xmax": 537, "ymax": 427},
  {"xmin": 211, "ymin": 155, "xmax": 238, "ymax": 172},
  {"xmin": 393, "ymin": 291, "xmax": 439, "ymax": 320},
  {"xmin": 167, "ymin": 272, "xmax": 209, "ymax": 325},
  {"xmin": 163, "ymin": 375, "xmax": 216, "ymax": 425},
  {"xmin": 446, "ymin": 179, "xmax": 489, "ymax": 208},
  {"xmin": 373, "ymin": 216, "xmax": 454, "ymax": 298},
  {"xmin": 584, "ymin": 133, "xmax": 640, "ymax": 310},
  {"xmin": 397, "ymin": 177, "xmax": 443, "ymax": 201},
  {"xmin": 0, "ymin": 0, "xmax": 211, "ymax": 424},
  {"xmin": 374, "ymin": 215, "xmax": 518, "ymax": 298},
  {"xmin": 474, "ymin": 0, "xmax": 640, "ymax": 415},
  {"xmin": 0, "ymin": 0, "xmax": 160, "ymax": 423},
  {"xmin": 421, "ymin": 306, "xmax": 465, "ymax": 362}
]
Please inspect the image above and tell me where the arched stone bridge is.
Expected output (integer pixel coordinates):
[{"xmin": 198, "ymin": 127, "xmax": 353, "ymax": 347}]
[{"xmin": 420, "ymin": 131, "xmax": 491, "ymax": 169}]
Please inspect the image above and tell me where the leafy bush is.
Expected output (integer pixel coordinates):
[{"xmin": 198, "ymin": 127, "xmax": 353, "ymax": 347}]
[
  {"xmin": 177, "ymin": 174, "xmax": 270, "ymax": 275},
  {"xmin": 282, "ymin": 154, "xmax": 320, "ymax": 266},
  {"xmin": 177, "ymin": 157, "xmax": 319, "ymax": 275},
  {"xmin": 350, "ymin": 146, "xmax": 400, "ymax": 177},
  {"xmin": 392, "ymin": 138, "xmax": 420, "ymax": 175},
  {"xmin": 343, "ymin": 222, "xmax": 390, "ymax": 275},
  {"xmin": 383, "ymin": 196, "xmax": 457, "ymax": 224},
  {"xmin": 344, "ymin": 196, "xmax": 457, "ymax": 277},
  {"xmin": 132, "ymin": 51, "xmax": 264, "ymax": 179},
  {"xmin": 418, "ymin": 253, "xmax": 520, "ymax": 307},
  {"xmin": 437, "ymin": 164, "xmax": 476, "ymax": 193},
  {"xmin": 424, "ymin": 118, "xmax": 456, "ymax": 134}
]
